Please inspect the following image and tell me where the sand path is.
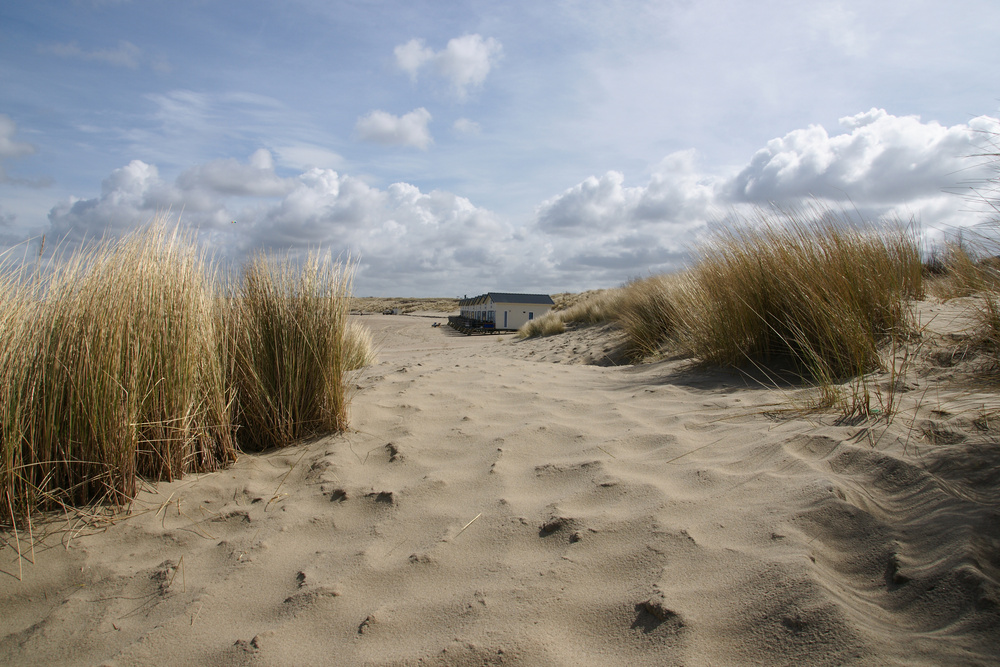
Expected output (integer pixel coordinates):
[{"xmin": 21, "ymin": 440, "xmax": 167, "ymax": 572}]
[{"xmin": 2, "ymin": 312, "xmax": 998, "ymax": 665}]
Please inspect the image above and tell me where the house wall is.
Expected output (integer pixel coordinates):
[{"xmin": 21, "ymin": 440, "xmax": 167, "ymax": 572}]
[
  {"xmin": 493, "ymin": 301, "xmax": 552, "ymax": 330},
  {"xmin": 460, "ymin": 298, "xmax": 496, "ymax": 322}
]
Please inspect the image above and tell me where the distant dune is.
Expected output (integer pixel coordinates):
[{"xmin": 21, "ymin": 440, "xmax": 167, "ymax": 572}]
[{"xmin": 353, "ymin": 296, "xmax": 459, "ymax": 315}]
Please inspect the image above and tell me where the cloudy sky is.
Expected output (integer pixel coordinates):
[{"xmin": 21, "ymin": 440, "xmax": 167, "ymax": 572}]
[{"xmin": 2, "ymin": 0, "xmax": 999, "ymax": 296}]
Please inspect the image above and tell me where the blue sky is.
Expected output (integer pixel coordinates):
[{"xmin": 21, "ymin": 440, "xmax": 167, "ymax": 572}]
[{"xmin": 2, "ymin": 0, "xmax": 999, "ymax": 296}]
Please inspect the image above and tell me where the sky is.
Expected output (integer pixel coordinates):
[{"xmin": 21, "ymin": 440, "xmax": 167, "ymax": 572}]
[{"xmin": 1, "ymin": 0, "xmax": 999, "ymax": 296}]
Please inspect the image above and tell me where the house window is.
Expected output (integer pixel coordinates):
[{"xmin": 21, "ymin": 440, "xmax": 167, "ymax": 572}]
[{"xmin": 528, "ymin": 312, "xmax": 534, "ymax": 320}]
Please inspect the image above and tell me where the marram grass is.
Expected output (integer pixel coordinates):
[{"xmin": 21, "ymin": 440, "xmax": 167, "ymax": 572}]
[
  {"xmin": 683, "ymin": 207, "xmax": 923, "ymax": 379},
  {"xmin": 516, "ymin": 312, "xmax": 566, "ymax": 338},
  {"xmin": 1, "ymin": 223, "xmax": 369, "ymax": 522},
  {"xmin": 521, "ymin": 206, "xmax": 923, "ymax": 383},
  {"xmin": 224, "ymin": 251, "xmax": 359, "ymax": 452}
]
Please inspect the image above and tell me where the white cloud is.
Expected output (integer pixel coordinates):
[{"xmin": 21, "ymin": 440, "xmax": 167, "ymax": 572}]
[
  {"xmin": 355, "ymin": 108, "xmax": 433, "ymax": 149},
  {"xmin": 453, "ymin": 118, "xmax": 481, "ymax": 136},
  {"xmin": 36, "ymin": 110, "xmax": 1000, "ymax": 295},
  {"xmin": 394, "ymin": 39, "xmax": 434, "ymax": 80},
  {"xmin": 533, "ymin": 150, "xmax": 716, "ymax": 278},
  {"xmin": 47, "ymin": 160, "xmax": 171, "ymax": 241},
  {"xmin": 537, "ymin": 150, "xmax": 715, "ymax": 236},
  {"xmin": 176, "ymin": 149, "xmax": 294, "ymax": 197},
  {"xmin": 40, "ymin": 40, "xmax": 142, "ymax": 69},
  {"xmin": 725, "ymin": 109, "xmax": 1000, "ymax": 206},
  {"xmin": 43, "ymin": 156, "xmax": 520, "ymax": 295},
  {"xmin": 393, "ymin": 34, "xmax": 503, "ymax": 99},
  {"xmin": 529, "ymin": 111, "xmax": 1000, "ymax": 285}
]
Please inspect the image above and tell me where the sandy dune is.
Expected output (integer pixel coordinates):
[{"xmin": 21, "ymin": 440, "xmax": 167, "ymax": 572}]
[{"xmin": 2, "ymin": 308, "xmax": 999, "ymax": 665}]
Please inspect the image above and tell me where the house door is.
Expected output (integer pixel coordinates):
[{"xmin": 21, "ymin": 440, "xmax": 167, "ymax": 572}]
[{"xmin": 503, "ymin": 311, "xmax": 508, "ymax": 328}]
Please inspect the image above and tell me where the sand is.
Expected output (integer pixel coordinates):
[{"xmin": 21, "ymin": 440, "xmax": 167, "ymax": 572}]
[{"xmin": 2, "ymin": 304, "xmax": 999, "ymax": 666}]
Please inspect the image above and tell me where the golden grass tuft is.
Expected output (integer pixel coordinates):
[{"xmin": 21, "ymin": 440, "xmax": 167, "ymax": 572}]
[
  {"xmin": 1, "ymin": 225, "xmax": 236, "ymax": 518},
  {"xmin": 517, "ymin": 289, "xmax": 621, "ymax": 339},
  {"xmin": 516, "ymin": 312, "xmax": 566, "ymax": 338},
  {"xmin": 559, "ymin": 290, "xmax": 621, "ymax": 325},
  {"xmin": 223, "ymin": 251, "xmax": 357, "ymax": 452},
  {"xmin": 603, "ymin": 206, "xmax": 923, "ymax": 381},
  {"xmin": 615, "ymin": 275, "xmax": 690, "ymax": 360},
  {"xmin": 683, "ymin": 207, "xmax": 923, "ymax": 380},
  {"xmin": 1, "ymin": 222, "xmax": 369, "ymax": 522}
]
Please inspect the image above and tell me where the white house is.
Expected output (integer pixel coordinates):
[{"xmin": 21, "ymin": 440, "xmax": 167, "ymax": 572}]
[{"xmin": 458, "ymin": 292, "xmax": 555, "ymax": 331}]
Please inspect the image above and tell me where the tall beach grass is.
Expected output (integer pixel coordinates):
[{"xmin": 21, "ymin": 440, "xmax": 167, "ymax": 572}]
[
  {"xmin": 1, "ymin": 226, "xmax": 235, "ymax": 518},
  {"xmin": 224, "ymin": 251, "xmax": 360, "ymax": 451},
  {"xmin": 521, "ymin": 206, "xmax": 924, "ymax": 384},
  {"xmin": 1, "ymin": 223, "xmax": 369, "ymax": 522},
  {"xmin": 683, "ymin": 207, "xmax": 923, "ymax": 380}
]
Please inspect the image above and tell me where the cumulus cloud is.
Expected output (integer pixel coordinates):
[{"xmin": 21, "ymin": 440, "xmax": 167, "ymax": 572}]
[
  {"xmin": 355, "ymin": 108, "xmax": 433, "ymax": 149},
  {"xmin": 43, "ymin": 155, "xmax": 521, "ymax": 295},
  {"xmin": 533, "ymin": 150, "xmax": 716, "ymax": 279},
  {"xmin": 47, "ymin": 160, "xmax": 172, "ymax": 241},
  {"xmin": 538, "ymin": 150, "xmax": 715, "ymax": 236},
  {"xmin": 38, "ymin": 110, "xmax": 1000, "ymax": 295},
  {"xmin": 176, "ymin": 149, "xmax": 294, "ymax": 197},
  {"xmin": 394, "ymin": 34, "xmax": 503, "ymax": 99},
  {"xmin": 726, "ymin": 109, "xmax": 999, "ymax": 206},
  {"xmin": 530, "ymin": 112, "xmax": 1000, "ymax": 285},
  {"xmin": 394, "ymin": 39, "xmax": 435, "ymax": 80},
  {"xmin": 39, "ymin": 40, "xmax": 142, "ymax": 68}
]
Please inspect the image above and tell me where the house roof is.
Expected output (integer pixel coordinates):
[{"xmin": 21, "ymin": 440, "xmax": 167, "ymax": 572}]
[
  {"xmin": 460, "ymin": 292, "xmax": 554, "ymax": 306},
  {"xmin": 487, "ymin": 292, "xmax": 554, "ymax": 305}
]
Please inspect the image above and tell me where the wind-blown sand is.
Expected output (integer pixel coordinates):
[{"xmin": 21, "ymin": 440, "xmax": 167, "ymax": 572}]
[{"xmin": 2, "ymin": 305, "xmax": 999, "ymax": 665}]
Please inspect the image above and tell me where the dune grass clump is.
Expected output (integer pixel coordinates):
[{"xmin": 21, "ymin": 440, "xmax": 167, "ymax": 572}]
[
  {"xmin": 515, "ymin": 207, "xmax": 922, "ymax": 381},
  {"xmin": 615, "ymin": 275, "xmax": 690, "ymax": 360},
  {"xmin": 517, "ymin": 312, "xmax": 566, "ymax": 338},
  {"xmin": 932, "ymin": 233, "xmax": 1000, "ymax": 367},
  {"xmin": 926, "ymin": 242, "xmax": 1000, "ymax": 300},
  {"xmin": 1, "ymin": 226, "xmax": 236, "ymax": 519},
  {"xmin": 517, "ymin": 290, "xmax": 621, "ymax": 339},
  {"xmin": 224, "ymin": 251, "xmax": 357, "ymax": 452},
  {"xmin": 343, "ymin": 319, "xmax": 378, "ymax": 371},
  {"xmin": 559, "ymin": 290, "xmax": 621, "ymax": 325},
  {"xmin": 685, "ymin": 207, "xmax": 923, "ymax": 380},
  {"xmin": 1, "ymin": 225, "xmax": 369, "ymax": 522}
]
